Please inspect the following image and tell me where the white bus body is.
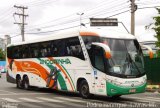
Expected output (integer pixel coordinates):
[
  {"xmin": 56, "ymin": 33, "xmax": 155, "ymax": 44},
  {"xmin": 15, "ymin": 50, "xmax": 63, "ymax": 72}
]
[{"xmin": 7, "ymin": 28, "xmax": 148, "ymax": 98}]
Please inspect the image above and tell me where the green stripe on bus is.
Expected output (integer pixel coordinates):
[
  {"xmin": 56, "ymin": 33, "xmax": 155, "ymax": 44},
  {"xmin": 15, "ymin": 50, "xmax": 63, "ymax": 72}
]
[
  {"xmin": 106, "ymin": 82, "xmax": 147, "ymax": 96},
  {"xmin": 57, "ymin": 72, "xmax": 67, "ymax": 90},
  {"xmin": 37, "ymin": 58, "xmax": 67, "ymax": 90},
  {"xmin": 61, "ymin": 65, "xmax": 76, "ymax": 91}
]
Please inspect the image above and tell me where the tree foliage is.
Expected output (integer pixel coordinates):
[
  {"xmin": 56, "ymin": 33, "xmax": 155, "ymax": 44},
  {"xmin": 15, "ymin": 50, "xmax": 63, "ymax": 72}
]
[
  {"xmin": 153, "ymin": 8, "xmax": 160, "ymax": 47},
  {"xmin": 0, "ymin": 48, "xmax": 5, "ymax": 60}
]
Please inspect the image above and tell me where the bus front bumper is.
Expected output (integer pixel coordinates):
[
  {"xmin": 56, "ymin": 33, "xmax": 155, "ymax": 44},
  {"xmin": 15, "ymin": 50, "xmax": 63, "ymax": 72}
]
[{"xmin": 106, "ymin": 82, "xmax": 147, "ymax": 96}]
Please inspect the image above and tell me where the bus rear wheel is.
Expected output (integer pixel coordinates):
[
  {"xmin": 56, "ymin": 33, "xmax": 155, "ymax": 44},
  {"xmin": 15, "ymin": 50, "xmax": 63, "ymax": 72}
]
[
  {"xmin": 16, "ymin": 77, "xmax": 22, "ymax": 89},
  {"xmin": 79, "ymin": 80, "xmax": 91, "ymax": 99},
  {"xmin": 23, "ymin": 76, "xmax": 30, "ymax": 90}
]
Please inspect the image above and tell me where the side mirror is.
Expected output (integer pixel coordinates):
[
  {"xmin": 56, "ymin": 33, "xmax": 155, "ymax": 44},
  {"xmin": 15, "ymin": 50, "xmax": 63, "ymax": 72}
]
[
  {"xmin": 92, "ymin": 42, "xmax": 111, "ymax": 59},
  {"xmin": 141, "ymin": 45, "xmax": 153, "ymax": 59}
]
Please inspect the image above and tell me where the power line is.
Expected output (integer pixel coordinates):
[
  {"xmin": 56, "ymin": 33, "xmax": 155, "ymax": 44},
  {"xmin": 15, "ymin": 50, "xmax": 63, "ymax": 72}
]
[
  {"xmin": 28, "ymin": 0, "xmax": 58, "ymax": 7},
  {"xmin": 136, "ymin": 0, "xmax": 160, "ymax": 5},
  {"xmin": 25, "ymin": 0, "xmax": 128, "ymax": 31},
  {"xmin": 25, "ymin": 0, "xmax": 130, "ymax": 32},
  {"xmin": 26, "ymin": 7, "xmax": 130, "ymax": 33},
  {"xmin": 25, "ymin": 13, "xmax": 77, "ymax": 31},
  {"xmin": 138, "ymin": 6, "xmax": 160, "ymax": 10},
  {"xmin": 5, "ymin": 8, "xmax": 132, "ymax": 42},
  {"xmin": 26, "ymin": 5, "xmax": 159, "ymax": 35},
  {"xmin": 0, "ymin": 7, "xmax": 13, "ymax": 18},
  {"xmin": 106, "ymin": 9, "xmax": 130, "ymax": 18},
  {"xmin": 1, "ymin": 34, "xmax": 21, "ymax": 41},
  {"xmin": 25, "ymin": 9, "xmax": 131, "ymax": 35},
  {"xmin": 83, "ymin": 0, "xmax": 129, "ymax": 15},
  {"xmin": 27, "ymin": 0, "xmax": 50, "ymax": 5},
  {"xmin": 26, "ymin": 25, "xmax": 80, "ymax": 34},
  {"xmin": 85, "ymin": 3, "xmax": 130, "ymax": 18},
  {"xmin": 0, "ymin": 8, "xmax": 13, "ymax": 23}
]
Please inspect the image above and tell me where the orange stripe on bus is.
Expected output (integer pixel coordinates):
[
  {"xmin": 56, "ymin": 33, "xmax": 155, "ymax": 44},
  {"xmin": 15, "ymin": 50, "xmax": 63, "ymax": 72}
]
[
  {"xmin": 48, "ymin": 80, "xmax": 54, "ymax": 88},
  {"xmin": 13, "ymin": 60, "xmax": 49, "ymax": 80},
  {"xmin": 80, "ymin": 31, "xmax": 99, "ymax": 36}
]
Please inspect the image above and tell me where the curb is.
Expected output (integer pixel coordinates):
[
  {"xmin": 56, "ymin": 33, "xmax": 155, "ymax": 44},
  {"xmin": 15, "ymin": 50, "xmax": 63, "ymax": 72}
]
[{"xmin": 146, "ymin": 85, "xmax": 160, "ymax": 93}]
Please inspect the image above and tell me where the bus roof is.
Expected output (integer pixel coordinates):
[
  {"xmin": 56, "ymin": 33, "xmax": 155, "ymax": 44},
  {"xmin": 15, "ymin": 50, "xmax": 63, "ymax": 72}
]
[{"xmin": 7, "ymin": 28, "xmax": 136, "ymax": 47}]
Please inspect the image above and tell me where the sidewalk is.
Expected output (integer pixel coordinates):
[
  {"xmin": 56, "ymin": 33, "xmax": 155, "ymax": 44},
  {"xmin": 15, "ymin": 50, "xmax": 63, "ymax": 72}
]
[{"xmin": 146, "ymin": 85, "xmax": 160, "ymax": 93}]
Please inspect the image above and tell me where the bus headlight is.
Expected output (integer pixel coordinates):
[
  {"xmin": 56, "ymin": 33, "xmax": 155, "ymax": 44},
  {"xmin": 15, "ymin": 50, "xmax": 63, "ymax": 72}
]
[
  {"xmin": 111, "ymin": 89, "xmax": 117, "ymax": 93},
  {"xmin": 143, "ymin": 77, "xmax": 147, "ymax": 83},
  {"xmin": 112, "ymin": 80, "xmax": 122, "ymax": 86},
  {"xmin": 106, "ymin": 78, "xmax": 122, "ymax": 86}
]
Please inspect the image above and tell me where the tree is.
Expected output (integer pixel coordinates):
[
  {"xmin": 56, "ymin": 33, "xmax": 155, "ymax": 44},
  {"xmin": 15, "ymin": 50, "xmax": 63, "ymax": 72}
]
[
  {"xmin": 153, "ymin": 8, "xmax": 160, "ymax": 48},
  {"xmin": 146, "ymin": 8, "xmax": 160, "ymax": 57},
  {"xmin": 0, "ymin": 48, "xmax": 5, "ymax": 60}
]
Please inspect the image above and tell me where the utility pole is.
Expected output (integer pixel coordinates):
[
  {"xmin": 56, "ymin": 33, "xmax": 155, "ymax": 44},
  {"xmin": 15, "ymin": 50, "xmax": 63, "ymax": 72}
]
[
  {"xmin": 14, "ymin": 5, "xmax": 28, "ymax": 41},
  {"xmin": 130, "ymin": 0, "xmax": 137, "ymax": 35},
  {"xmin": 77, "ymin": 13, "xmax": 84, "ymax": 28}
]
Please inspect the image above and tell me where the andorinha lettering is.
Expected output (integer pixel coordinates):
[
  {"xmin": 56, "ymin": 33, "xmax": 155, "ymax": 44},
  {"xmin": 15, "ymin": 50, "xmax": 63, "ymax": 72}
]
[{"xmin": 40, "ymin": 58, "xmax": 71, "ymax": 65}]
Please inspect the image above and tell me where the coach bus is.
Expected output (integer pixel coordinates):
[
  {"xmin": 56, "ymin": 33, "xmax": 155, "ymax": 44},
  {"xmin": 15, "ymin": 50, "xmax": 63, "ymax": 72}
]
[{"xmin": 6, "ymin": 28, "xmax": 153, "ymax": 98}]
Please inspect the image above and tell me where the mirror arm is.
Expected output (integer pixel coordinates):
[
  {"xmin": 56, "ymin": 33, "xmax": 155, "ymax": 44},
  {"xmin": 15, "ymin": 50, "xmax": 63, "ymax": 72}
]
[
  {"xmin": 92, "ymin": 42, "xmax": 111, "ymax": 59},
  {"xmin": 141, "ymin": 45, "xmax": 153, "ymax": 59}
]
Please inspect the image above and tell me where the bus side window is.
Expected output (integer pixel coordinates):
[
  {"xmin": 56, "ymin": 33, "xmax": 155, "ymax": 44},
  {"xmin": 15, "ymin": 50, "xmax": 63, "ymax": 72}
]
[
  {"xmin": 29, "ymin": 43, "xmax": 39, "ymax": 58},
  {"xmin": 13, "ymin": 46, "xmax": 20, "ymax": 59},
  {"xmin": 56, "ymin": 39, "xmax": 67, "ymax": 56},
  {"xmin": 7, "ymin": 47, "xmax": 12, "ymax": 59},
  {"xmin": 66, "ymin": 37, "xmax": 85, "ymax": 60},
  {"xmin": 91, "ymin": 46, "xmax": 105, "ymax": 72},
  {"xmin": 22, "ymin": 45, "xmax": 28, "ymax": 58},
  {"xmin": 51, "ymin": 41, "xmax": 58, "ymax": 57}
]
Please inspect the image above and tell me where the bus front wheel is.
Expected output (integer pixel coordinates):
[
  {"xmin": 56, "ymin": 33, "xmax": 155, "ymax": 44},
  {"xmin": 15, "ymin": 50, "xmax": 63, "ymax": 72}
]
[
  {"xmin": 110, "ymin": 95, "xmax": 121, "ymax": 99},
  {"xmin": 79, "ymin": 80, "xmax": 91, "ymax": 99}
]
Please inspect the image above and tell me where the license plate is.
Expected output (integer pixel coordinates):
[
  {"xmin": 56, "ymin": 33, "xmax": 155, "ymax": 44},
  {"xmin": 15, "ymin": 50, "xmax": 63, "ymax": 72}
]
[{"xmin": 129, "ymin": 89, "xmax": 136, "ymax": 93}]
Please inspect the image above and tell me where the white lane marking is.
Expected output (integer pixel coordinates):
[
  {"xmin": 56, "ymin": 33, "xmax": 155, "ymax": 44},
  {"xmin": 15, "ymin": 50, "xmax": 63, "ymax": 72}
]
[
  {"xmin": 145, "ymin": 97, "xmax": 160, "ymax": 101},
  {"xmin": 0, "ymin": 90, "xmax": 17, "ymax": 94},
  {"xmin": 126, "ymin": 96, "xmax": 160, "ymax": 102},
  {"xmin": 36, "ymin": 97, "xmax": 63, "ymax": 102},
  {"xmin": 54, "ymin": 97, "xmax": 85, "ymax": 103},
  {"xmin": 120, "ymin": 99, "xmax": 151, "ymax": 103},
  {"xmin": 1, "ymin": 98, "xmax": 21, "ymax": 102},
  {"xmin": 20, "ymin": 102, "xmax": 43, "ymax": 108},
  {"xmin": 37, "ymin": 102, "xmax": 64, "ymax": 107},
  {"xmin": 19, "ymin": 98, "xmax": 43, "ymax": 102},
  {"xmin": 0, "ymin": 93, "xmax": 50, "ymax": 96},
  {"xmin": 54, "ymin": 97, "xmax": 86, "ymax": 108}
]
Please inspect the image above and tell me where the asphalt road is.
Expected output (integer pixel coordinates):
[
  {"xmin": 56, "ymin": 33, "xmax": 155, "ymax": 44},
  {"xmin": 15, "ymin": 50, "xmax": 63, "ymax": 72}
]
[{"xmin": 0, "ymin": 73, "xmax": 159, "ymax": 108}]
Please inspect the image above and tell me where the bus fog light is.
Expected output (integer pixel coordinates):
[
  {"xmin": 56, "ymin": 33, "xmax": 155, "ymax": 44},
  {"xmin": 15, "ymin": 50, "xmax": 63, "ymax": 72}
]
[{"xmin": 111, "ymin": 89, "xmax": 116, "ymax": 93}]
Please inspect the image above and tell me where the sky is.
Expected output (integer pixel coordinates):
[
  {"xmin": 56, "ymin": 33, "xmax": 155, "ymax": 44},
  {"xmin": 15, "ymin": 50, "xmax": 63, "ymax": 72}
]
[{"xmin": 0, "ymin": 0, "xmax": 159, "ymax": 43}]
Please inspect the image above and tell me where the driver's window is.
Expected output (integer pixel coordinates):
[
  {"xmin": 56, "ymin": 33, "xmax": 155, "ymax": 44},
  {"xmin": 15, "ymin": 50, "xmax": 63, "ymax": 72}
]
[{"xmin": 91, "ymin": 46, "xmax": 105, "ymax": 72}]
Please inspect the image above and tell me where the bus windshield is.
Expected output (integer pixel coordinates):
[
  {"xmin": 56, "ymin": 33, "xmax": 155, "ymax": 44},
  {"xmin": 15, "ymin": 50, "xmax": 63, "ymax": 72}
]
[
  {"xmin": 101, "ymin": 38, "xmax": 145, "ymax": 77},
  {"xmin": 82, "ymin": 36, "xmax": 145, "ymax": 78}
]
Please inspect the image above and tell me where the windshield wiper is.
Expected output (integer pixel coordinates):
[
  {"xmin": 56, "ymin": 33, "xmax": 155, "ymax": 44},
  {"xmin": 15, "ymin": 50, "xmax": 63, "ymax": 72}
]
[{"xmin": 126, "ymin": 52, "xmax": 141, "ymax": 74}]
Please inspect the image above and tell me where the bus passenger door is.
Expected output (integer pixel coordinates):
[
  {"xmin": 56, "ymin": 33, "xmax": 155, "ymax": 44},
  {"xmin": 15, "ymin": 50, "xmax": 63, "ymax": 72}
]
[{"xmin": 91, "ymin": 46, "xmax": 107, "ymax": 95}]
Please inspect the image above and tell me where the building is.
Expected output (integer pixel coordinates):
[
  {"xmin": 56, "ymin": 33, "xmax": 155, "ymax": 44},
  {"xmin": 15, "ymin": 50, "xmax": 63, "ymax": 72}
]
[
  {"xmin": 0, "ymin": 38, "xmax": 5, "ymax": 50},
  {"xmin": 0, "ymin": 35, "xmax": 11, "ymax": 50},
  {"xmin": 4, "ymin": 35, "xmax": 11, "ymax": 45}
]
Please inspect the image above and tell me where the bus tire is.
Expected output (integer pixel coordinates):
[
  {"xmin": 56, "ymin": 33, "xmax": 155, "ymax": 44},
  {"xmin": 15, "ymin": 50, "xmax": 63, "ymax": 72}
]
[
  {"xmin": 23, "ymin": 76, "xmax": 30, "ymax": 90},
  {"xmin": 79, "ymin": 80, "xmax": 91, "ymax": 99},
  {"xmin": 111, "ymin": 95, "xmax": 121, "ymax": 99},
  {"xmin": 16, "ymin": 76, "xmax": 22, "ymax": 89}
]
